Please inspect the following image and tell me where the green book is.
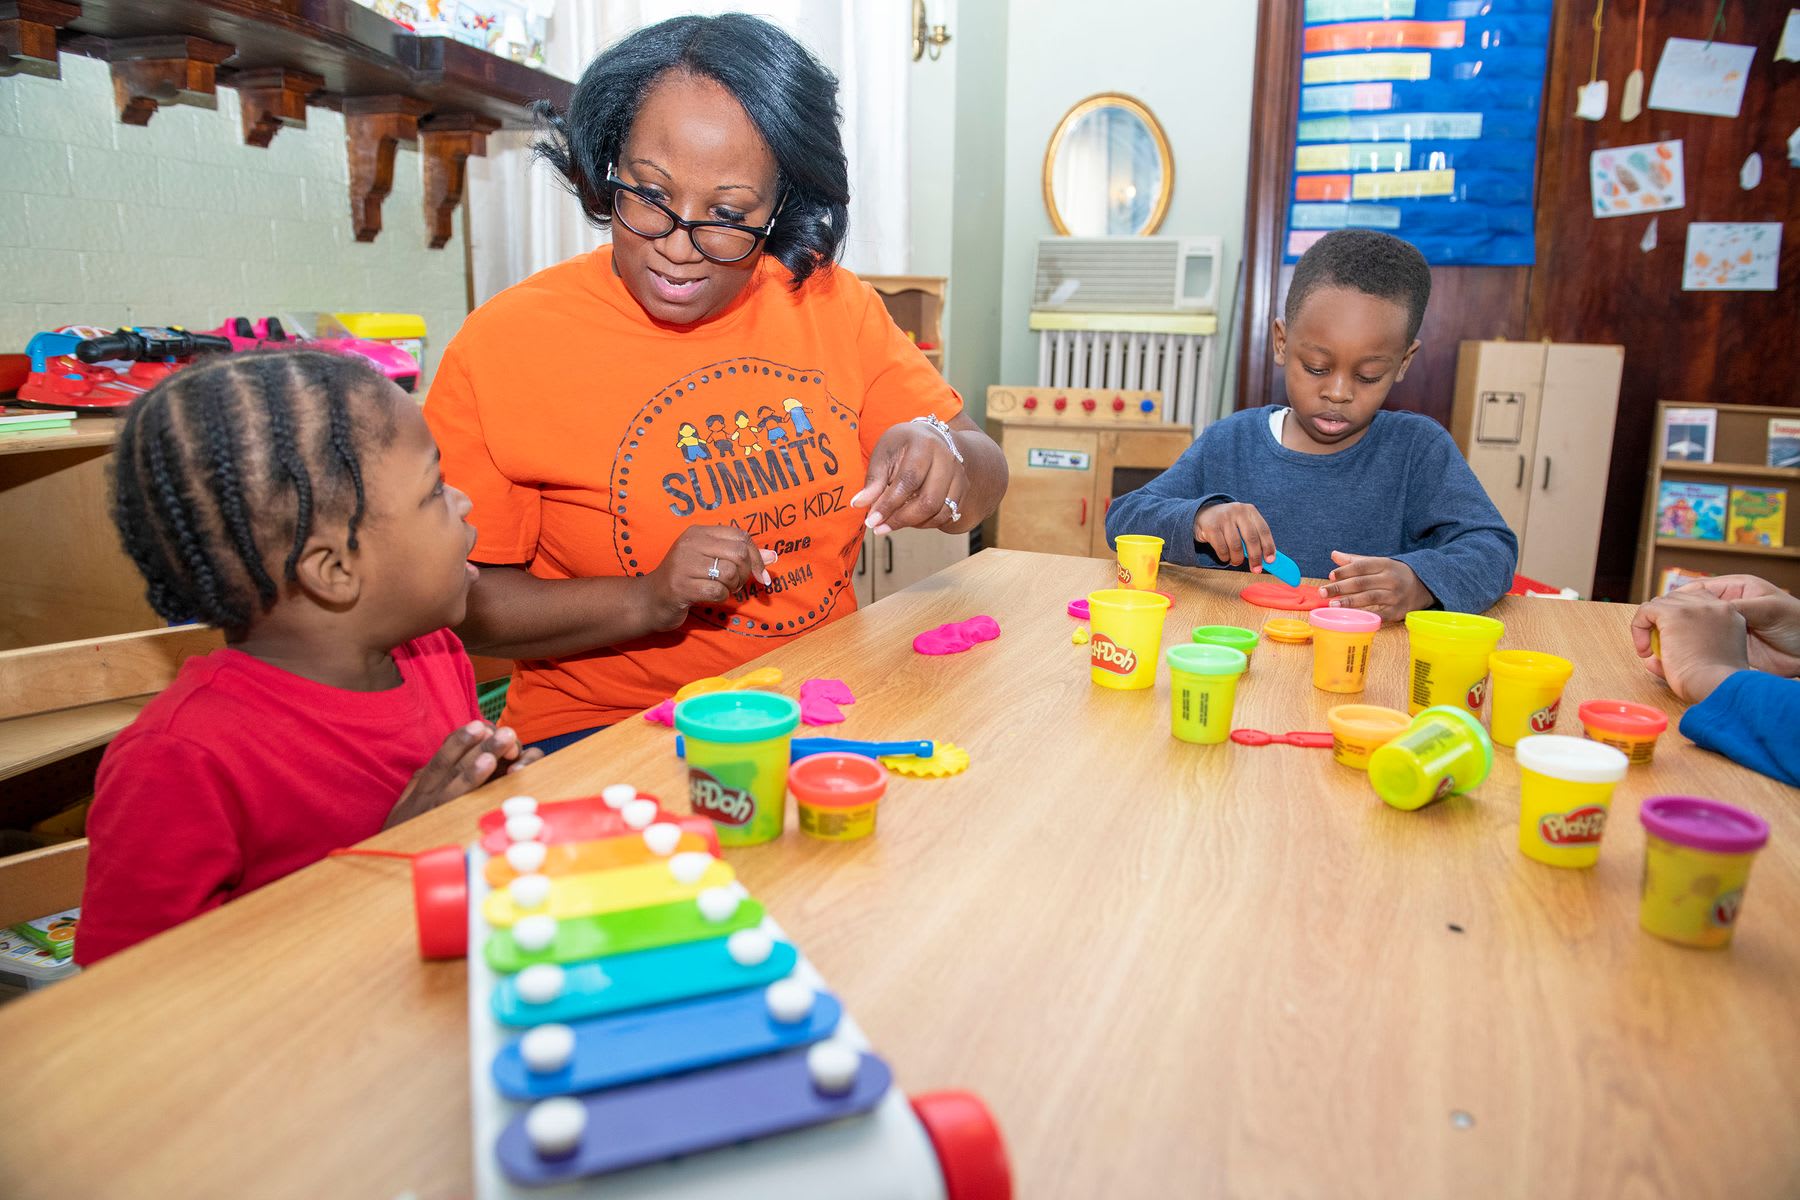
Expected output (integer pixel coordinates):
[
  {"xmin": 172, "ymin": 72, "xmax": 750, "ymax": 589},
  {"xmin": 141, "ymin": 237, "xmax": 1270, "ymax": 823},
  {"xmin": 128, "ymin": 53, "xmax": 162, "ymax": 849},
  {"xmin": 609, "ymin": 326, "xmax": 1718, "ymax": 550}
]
[{"xmin": 9, "ymin": 909, "xmax": 77, "ymax": 961}]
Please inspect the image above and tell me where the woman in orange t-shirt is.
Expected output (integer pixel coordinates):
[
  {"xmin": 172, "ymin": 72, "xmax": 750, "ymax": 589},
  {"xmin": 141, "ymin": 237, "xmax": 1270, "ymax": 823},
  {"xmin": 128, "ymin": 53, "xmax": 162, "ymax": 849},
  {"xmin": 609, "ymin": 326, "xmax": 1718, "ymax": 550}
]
[{"xmin": 426, "ymin": 14, "xmax": 1008, "ymax": 751}]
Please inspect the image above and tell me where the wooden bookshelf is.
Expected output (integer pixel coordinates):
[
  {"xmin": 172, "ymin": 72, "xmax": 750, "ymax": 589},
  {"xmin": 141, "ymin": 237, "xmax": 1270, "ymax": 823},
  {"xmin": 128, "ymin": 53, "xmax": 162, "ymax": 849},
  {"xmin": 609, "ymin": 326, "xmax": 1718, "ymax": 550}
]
[{"xmin": 1634, "ymin": 401, "xmax": 1800, "ymax": 600}]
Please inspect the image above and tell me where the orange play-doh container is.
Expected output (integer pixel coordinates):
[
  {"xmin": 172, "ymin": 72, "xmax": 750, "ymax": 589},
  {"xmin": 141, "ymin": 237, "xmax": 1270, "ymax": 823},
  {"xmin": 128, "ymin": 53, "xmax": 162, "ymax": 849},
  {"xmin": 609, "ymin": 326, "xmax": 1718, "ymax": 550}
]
[
  {"xmin": 1326, "ymin": 704, "xmax": 1411, "ymax": 770},
  {"xmin": 1578, "ymin": 699, "xmax": 1669, "ymax": 765},
  {"xmin": 790, "ymin": 752, "xmax": 887, "ymax": 842}
]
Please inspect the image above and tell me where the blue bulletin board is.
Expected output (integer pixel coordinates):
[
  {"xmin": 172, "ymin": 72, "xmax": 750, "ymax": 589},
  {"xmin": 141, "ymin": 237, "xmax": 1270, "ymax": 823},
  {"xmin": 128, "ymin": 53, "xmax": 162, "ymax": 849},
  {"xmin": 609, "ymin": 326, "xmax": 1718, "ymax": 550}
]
[{"xmin": 1285, "ymin": 0, "xmax": 1553, "ymax": 266}]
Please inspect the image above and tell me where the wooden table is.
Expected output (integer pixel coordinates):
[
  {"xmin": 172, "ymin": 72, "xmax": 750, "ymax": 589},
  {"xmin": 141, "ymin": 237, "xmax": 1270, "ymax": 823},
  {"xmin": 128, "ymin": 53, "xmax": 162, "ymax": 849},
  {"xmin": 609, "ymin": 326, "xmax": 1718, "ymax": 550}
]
[{"xmin": 1, "ymin": 550, "xmax": 1795, "ymax": 1198}]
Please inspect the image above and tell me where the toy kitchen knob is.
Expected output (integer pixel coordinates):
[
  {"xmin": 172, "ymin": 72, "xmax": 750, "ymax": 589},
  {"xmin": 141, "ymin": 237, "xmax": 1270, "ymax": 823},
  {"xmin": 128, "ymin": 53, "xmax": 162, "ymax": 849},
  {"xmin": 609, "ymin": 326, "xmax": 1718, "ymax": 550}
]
[
  {"xmin": 1138, "ymin": 399, "xmax": 1156, "ymax": 414},
  {"xmin": 1022, "ymin": 396, "xmax": 1038, "ymax": 410},
  {"xmin": 1053, "ymin": 397, "xmax": 1068, "ymax": 412},
  {"xmin": 1111, "ymin": 397, "xmax": 1126, "ymax": 412},
  {"xmin": 1080, "ymin": 398, "xmax": 1096, "ymax": 412}
]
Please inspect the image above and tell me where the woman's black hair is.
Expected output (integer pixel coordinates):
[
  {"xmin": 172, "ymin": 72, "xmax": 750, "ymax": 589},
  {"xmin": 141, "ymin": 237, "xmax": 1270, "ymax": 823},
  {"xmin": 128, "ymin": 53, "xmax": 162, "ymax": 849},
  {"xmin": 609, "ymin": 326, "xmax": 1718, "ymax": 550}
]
[
  {"xmin": 533, "ymin": 13, "xmax": 850, "ymax": 290},
  {"xmin": 110, "ymin": 349, "xmax": 398, "ymax": 633}
]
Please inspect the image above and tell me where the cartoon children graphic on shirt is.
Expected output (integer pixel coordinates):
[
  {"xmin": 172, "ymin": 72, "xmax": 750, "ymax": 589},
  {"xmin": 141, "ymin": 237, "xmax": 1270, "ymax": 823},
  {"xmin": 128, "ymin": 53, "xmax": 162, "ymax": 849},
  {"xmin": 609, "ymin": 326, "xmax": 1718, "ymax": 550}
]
[
  {"xmin": 756, "ymin": 404, "xmax": 788, "ymax": 445},
  {"xmin": 782, "ymin": 396, "xmax": 814, "ymax": 436},
  {"xmin": 705, "ymin": 414, "xmax": 735, "ymax": 458},
  {"xmin": 676, "ymin": 421, "xmax": 710, "ymax": 462},
  {"xmin": 731, "ymin": 410, "xmax": 764, "ymax": 456}
]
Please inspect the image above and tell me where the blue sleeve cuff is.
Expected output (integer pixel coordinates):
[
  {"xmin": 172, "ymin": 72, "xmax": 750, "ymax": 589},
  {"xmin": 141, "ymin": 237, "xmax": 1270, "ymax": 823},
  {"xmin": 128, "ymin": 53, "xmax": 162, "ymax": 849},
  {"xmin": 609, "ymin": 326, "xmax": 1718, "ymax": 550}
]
[{"xmin": 1679, "ymin": 670, "xmax": 1800, "ymax": 788}]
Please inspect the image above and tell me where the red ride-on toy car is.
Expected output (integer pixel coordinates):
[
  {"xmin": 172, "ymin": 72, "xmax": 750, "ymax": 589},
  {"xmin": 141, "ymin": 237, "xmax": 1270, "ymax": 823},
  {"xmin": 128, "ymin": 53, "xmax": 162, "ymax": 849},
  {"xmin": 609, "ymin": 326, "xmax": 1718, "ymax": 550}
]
[{"xmin": 15, "ymin": 325, "xmax": 233, "ymax": 411}]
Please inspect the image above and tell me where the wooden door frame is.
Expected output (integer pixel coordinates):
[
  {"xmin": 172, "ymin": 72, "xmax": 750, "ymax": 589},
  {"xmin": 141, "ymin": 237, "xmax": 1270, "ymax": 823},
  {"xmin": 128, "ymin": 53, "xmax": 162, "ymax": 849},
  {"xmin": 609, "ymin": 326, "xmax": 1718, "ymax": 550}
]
[{"xmin": 1236, "ymin": 0, "xmax": 1305, "ymax": 411}]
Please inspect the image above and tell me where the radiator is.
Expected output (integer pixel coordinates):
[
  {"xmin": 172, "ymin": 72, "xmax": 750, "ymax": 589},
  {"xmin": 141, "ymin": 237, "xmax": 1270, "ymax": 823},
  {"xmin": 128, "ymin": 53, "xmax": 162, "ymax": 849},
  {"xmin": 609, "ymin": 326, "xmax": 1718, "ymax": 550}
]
[{"xmin": 1035, "ymin": 327, "xmax": 1216, "ymax": 432}]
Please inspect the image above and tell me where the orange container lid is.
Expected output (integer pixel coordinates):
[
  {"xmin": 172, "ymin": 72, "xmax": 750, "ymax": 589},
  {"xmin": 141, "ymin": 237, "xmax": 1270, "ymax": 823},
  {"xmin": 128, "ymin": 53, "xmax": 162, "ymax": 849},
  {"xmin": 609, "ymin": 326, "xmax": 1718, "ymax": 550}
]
[{"xmin": 1578, "ymin": 699, "xmax": 1669, "ymax": 738}]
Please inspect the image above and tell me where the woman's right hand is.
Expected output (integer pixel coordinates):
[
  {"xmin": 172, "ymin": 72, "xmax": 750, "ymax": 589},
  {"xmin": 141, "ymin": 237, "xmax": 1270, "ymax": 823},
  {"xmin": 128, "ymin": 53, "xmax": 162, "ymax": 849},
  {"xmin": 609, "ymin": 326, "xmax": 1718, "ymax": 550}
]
[{"xmin": 641, "ymin": 525, "xmax": 778, "ymax": 632}]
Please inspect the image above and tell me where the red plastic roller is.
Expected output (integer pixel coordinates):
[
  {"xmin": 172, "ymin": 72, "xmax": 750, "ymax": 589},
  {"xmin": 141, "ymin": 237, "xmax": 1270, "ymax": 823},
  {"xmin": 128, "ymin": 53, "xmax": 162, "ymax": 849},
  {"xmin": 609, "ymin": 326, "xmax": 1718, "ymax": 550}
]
[
  {"xmin": 911, "ymin": 1090, "xmax": 1012, "ymax": 1200},
  {"xmin": 412, "ymin": 844, "xmax": 469, "ymax": 960}
]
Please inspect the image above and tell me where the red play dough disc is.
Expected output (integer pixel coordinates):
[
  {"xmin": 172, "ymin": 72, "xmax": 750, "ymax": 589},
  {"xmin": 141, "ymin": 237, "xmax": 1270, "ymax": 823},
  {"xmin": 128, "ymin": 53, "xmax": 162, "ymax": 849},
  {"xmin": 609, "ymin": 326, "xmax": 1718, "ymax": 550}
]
[{"xmin": 1241, "ymin": 580, "xmax": 1326, "ymax": 611}]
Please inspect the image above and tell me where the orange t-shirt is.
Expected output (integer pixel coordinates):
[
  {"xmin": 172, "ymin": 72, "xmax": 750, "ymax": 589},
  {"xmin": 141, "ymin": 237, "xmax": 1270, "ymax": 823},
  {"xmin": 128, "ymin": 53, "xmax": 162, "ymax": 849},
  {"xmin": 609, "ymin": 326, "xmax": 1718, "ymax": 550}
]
[{"xmin": 425, "ymin": 247, "xmax": 960, "ymax": 740}]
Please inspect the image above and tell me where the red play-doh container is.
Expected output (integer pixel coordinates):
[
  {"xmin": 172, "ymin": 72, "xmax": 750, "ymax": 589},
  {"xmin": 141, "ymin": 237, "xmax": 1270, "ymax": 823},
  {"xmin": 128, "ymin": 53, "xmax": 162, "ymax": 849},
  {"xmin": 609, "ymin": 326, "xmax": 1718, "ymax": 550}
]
[{"xmin": 790, "ymin": 753, "xmax": 887, "ymax": 842}]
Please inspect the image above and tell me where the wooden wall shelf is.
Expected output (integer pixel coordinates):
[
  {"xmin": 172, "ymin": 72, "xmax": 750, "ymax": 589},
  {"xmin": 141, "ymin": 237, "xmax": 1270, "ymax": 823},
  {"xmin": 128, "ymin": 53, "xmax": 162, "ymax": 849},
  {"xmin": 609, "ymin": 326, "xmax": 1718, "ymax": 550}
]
[
  {"xmin": 1634, "ymin": 401, "xmax": 1800, "ymax": 600},
  {"xmin": 9, "ymin": 0, "xmax": 574, "ymax": 246}
]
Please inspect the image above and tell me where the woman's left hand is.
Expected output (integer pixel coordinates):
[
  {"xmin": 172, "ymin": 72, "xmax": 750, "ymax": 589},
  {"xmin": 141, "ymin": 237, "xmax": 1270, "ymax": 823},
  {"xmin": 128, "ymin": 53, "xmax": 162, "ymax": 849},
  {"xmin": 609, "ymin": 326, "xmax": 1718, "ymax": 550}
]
[{"xmin": 851, "ymin": 421, "xmax": 968, "ymax": 534}]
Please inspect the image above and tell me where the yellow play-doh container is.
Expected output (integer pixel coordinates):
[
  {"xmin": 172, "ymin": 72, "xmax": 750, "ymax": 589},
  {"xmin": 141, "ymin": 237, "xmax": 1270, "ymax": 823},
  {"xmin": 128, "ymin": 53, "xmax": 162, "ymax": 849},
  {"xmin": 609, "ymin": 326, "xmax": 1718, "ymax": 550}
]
[
  {"xmin": 674, "ymin": 691, "xmax": 800, "ymax": 847},
  {"xmin": 1368, "ymin": 705, "xmax": 1493, "ymax": 811},
  {"xmin": 1326, "ymin": 704, "xmax": 1411, "ymax": 770},
  {"xmin": 1307, "ymin": 607, "xmax": 1381, "ymax": 693},
  {"xmin": 1578, "ymin": 699, "xmax": 1669, "ymax": 765},
  {"xmin": 1514, "ymin": 735, "xmax": 1629, "ymax": 867},
  {"xmin": 1114, "ymin": 534, "xmax": 1164, "ymax": 591},
  {"xmin": 1404, "ymin": 610, "xmax": 1505, "ymax": 715},
  {"xmin": 1165, "ymin": 644, "xmax": 1248, "ymax": 744},
  {"xmin": 1488, "ymin": 650, "xmax": 1574, "ymax": 747},
  {"xmin": 1638, "ymin": 795, "xmax": 1771, "ymax": 948},
  {"xmin": 1087, "ymin": 588, "xmax": 1170, "ymax": 690}
]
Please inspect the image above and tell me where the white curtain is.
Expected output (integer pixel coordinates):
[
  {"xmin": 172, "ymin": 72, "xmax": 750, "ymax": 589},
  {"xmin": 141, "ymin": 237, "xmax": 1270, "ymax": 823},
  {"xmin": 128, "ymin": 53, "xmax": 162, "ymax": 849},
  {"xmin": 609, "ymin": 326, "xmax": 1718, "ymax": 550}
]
[{"xmin": 467, "ymin": 0, "xmax": 911, "ymax": 306}]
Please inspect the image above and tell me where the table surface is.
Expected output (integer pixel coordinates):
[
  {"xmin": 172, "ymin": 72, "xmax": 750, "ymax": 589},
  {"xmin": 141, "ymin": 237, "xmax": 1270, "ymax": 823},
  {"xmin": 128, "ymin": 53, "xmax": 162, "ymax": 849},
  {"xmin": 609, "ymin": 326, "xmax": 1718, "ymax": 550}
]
[{"xmin": 2, "ymin": 549, "xmax": 1795, "ymax": 1199}]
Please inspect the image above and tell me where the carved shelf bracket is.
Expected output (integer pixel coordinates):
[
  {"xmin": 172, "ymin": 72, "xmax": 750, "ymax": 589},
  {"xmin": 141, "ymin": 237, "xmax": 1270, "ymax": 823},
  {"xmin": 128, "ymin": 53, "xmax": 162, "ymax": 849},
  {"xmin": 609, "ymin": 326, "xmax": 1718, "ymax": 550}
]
[
  {"xmin": 345, "ymin": 95, "xmax": 431, "ymax": 243},
  {"xmin": 420, "ymin": 113, "xmax": 500, "ymax": 249},
  {"xmin": 98, "ymin": 35, "xmax": 235, "ymax": 126},
  {"xmin": 0, "ymin": 0, "xmax": 81, "ymax": 80},
  {"xmin": 226, "ymin": 66, "xmax": 324, "ymax": 148}
]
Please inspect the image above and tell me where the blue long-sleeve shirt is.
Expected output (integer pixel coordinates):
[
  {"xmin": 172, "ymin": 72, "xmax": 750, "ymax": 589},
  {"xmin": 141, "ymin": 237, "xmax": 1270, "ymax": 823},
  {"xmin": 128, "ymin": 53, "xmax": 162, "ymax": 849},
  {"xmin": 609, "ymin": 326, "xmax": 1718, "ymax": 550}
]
[
  {"xmin": 1680, "ymin": 670, "xmax": 1800, "ymax": 787},
  {"xmin": 1105, "ymin": 405, "xmax": 1518, "ymax": 614}
]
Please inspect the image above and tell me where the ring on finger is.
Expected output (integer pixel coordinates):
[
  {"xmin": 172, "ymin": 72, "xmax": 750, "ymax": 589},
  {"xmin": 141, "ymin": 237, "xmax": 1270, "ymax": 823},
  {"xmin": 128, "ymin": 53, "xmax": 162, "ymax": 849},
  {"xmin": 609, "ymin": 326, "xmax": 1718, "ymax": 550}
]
[
  {"xmin": 943, "ymin": 496, "xmax": 961, "ymax": 522},
  {"xmin": 706, "ymin": 557, "xmax": 721, "ymax": 581}
]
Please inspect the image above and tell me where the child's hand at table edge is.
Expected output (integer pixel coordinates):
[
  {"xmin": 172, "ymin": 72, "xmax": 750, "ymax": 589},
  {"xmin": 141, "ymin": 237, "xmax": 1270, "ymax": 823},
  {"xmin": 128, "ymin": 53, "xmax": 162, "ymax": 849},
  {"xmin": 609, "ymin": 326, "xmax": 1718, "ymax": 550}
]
[
  {"xmin": 1319, "ymin": 551, "xmax": 1431, "ymax": 622},
  {"xmin": 385, "ymin": 721, "xmax": 540, "ymax": 828},
  {"xmin": 1193, "ymin": 501, "xmax": 1277, "ymax": 569},
  {"xmin": 1673, "ymin": 575, "xmax": 1800, "ymax": 677},
  {"xmin": 1630, "ymin": 589, "xmax": 1751, "ymax": 704}
]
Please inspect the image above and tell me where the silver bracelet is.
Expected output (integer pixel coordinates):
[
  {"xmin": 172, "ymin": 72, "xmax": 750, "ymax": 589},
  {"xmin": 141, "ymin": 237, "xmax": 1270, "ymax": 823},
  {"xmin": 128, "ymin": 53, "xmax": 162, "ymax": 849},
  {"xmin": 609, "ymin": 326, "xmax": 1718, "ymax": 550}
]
[{"xmin": 910, "ymin": 414, "xmax": 964, "ymax": 463}]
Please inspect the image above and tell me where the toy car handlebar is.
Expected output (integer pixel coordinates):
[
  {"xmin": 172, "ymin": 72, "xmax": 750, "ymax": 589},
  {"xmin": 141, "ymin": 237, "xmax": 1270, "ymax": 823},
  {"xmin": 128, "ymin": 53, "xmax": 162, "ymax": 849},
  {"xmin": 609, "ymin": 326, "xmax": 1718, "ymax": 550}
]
[{"xmin": 75, "ymin": 328, "xmax": 233, "ymax": 363}]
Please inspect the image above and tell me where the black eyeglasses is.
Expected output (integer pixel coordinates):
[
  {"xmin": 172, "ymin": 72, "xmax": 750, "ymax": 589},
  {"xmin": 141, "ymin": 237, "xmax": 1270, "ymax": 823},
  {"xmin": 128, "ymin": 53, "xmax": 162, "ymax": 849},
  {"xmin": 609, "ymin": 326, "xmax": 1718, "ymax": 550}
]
[{"xmin": 603, "ymin": 169, "xmax": 784, "ymax": 265}]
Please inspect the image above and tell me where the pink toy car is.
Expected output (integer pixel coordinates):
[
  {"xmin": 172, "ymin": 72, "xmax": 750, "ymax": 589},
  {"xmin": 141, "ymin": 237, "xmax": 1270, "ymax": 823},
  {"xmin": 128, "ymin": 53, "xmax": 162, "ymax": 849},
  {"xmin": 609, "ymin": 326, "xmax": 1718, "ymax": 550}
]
[{"xmin": 203, "ymin": 317, "xmax": 421, "ymax": 393}]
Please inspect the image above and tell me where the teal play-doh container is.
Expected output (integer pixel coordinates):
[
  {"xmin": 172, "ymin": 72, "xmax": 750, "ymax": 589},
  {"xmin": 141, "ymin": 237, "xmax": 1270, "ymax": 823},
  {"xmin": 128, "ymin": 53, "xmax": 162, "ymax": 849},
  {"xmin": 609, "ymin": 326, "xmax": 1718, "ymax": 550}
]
[{"xmin": 674, "ymin": 691, "xmax": 800, "ymax": 847}]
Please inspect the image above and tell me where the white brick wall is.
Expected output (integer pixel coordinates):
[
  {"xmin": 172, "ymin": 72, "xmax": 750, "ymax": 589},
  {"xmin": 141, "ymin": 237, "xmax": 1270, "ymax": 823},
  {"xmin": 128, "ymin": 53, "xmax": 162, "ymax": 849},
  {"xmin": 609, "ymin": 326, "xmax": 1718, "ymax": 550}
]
[{"xmin": 0, "ymin": 55, "xmax": 470, "ymax": 384}]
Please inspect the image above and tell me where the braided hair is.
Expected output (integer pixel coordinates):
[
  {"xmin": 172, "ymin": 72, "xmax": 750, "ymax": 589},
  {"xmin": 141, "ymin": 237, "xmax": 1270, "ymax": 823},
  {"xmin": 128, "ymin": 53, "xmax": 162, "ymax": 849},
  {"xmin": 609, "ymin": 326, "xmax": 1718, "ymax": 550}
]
[{"xmin": 110, "ymin": 349, "xmax": 399, "ymax": 632}]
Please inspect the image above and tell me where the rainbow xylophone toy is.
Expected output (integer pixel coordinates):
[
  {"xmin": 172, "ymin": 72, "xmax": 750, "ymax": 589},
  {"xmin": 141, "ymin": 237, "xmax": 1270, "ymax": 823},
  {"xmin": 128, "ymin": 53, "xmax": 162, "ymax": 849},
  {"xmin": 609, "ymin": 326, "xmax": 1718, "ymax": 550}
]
[{"xmin": 410, "ymin": 785, "xmax": 1012, "ymax": 1199}]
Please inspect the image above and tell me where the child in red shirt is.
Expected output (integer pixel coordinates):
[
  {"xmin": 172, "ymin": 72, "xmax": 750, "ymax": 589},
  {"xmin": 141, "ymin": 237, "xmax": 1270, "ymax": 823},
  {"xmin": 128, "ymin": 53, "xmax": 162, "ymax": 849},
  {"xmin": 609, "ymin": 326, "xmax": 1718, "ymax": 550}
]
[{"xmin": 77, "ymin": 350, "xmax": 540, "ymax": 965}]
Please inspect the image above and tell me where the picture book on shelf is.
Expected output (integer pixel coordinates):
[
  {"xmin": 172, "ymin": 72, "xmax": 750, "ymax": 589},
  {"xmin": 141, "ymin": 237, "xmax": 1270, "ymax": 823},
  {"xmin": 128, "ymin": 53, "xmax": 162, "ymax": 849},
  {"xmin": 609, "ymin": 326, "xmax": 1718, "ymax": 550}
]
[
  {"xmin": 1728, "ymin": 487, "xmax": 1786, "ymax": 547},
  {"xmin": 1657, "ymin": 566, "xmax": 1711, "ymax": 595},
  {"xmin": 1656, "ymin": 481, "xmax": 1727, "ymax": 541},
  {"xmin": 8, "ymin": 908, "xmax": 77, "ymax": 962},
  {"xmin": 1770, "ymin": 418, "xmax": 1800, "ymax": 469},
  {"xmin": 1662, "ymin": 408, "xmax": 1716, "ymax": 462}
]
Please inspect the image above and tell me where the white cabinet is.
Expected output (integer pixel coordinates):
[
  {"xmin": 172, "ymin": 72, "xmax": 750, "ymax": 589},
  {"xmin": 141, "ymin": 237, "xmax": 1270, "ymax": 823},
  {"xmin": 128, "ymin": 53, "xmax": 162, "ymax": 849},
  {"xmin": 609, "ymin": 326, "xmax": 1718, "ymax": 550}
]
[
  {"xmin": 1451, "ymin": 341, "xmax": 1624, "ymax": 597},
  {"xmin": 854, "ymin": 529, "xmax": 971, "ymax": 607}
]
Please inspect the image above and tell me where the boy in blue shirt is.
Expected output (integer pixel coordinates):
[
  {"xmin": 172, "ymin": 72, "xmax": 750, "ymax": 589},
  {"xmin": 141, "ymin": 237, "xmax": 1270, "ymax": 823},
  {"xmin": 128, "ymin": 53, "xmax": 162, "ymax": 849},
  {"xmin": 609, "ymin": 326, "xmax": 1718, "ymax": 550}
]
[{"xmin": 1106, "ymin": 229, "xmax": 1516, "ymax": 619}]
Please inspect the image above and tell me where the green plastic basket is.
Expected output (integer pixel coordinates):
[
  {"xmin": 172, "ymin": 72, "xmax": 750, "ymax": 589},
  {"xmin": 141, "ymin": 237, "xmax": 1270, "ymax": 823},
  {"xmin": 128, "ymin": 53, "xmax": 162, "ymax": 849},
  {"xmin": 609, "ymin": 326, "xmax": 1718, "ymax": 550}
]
[{"xmin": 476, "ymin": 678, "xmax": 509, "ymax": 724}]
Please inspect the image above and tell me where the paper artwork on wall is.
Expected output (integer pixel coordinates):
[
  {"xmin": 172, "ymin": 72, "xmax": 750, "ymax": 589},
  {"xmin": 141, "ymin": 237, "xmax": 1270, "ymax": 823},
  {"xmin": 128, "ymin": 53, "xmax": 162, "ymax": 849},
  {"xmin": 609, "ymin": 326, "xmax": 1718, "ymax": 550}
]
[
  {"xmin": 1647, "ymin": 38, "xmax": 1756, "ymax": 118},
  {"xmin": 1590, "ymin": 140, "xmax": 1684, "ymax": 218},
  {"xmin": 1682, "ymin": 222, "xmax": 1782, "ymax": 292},
  {"xmin": 1777, "ymin": 9, "xmax": 1800, "ymax": 63}
]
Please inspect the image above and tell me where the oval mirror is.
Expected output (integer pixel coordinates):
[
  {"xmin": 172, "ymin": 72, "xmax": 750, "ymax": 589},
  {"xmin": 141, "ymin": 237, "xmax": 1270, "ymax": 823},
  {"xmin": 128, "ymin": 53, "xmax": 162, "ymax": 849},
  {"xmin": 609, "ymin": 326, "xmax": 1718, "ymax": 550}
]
[{"xmin": 1042, "ymin": 93, "xmax": 1173, "ymax": 237}]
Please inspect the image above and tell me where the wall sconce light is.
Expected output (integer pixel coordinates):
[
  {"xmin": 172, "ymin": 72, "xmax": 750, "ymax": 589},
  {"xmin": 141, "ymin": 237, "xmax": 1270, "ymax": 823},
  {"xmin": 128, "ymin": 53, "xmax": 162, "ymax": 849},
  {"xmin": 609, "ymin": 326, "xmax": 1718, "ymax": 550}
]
[{"xmin": 912, "ymin": 0, "xmax": 952, "ymax": 62}]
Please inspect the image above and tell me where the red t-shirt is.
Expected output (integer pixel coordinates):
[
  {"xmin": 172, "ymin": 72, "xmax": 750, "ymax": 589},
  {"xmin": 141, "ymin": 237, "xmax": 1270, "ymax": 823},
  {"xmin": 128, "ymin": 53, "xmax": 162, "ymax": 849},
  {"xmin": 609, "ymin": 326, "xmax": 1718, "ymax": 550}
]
[
  {"xmin": 75, "ymin": 630, "xmax": 479, "ymax": 965},
  {"xmin": 425, "ymin": 248, "xmax": 960, "ymax": 741}
]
